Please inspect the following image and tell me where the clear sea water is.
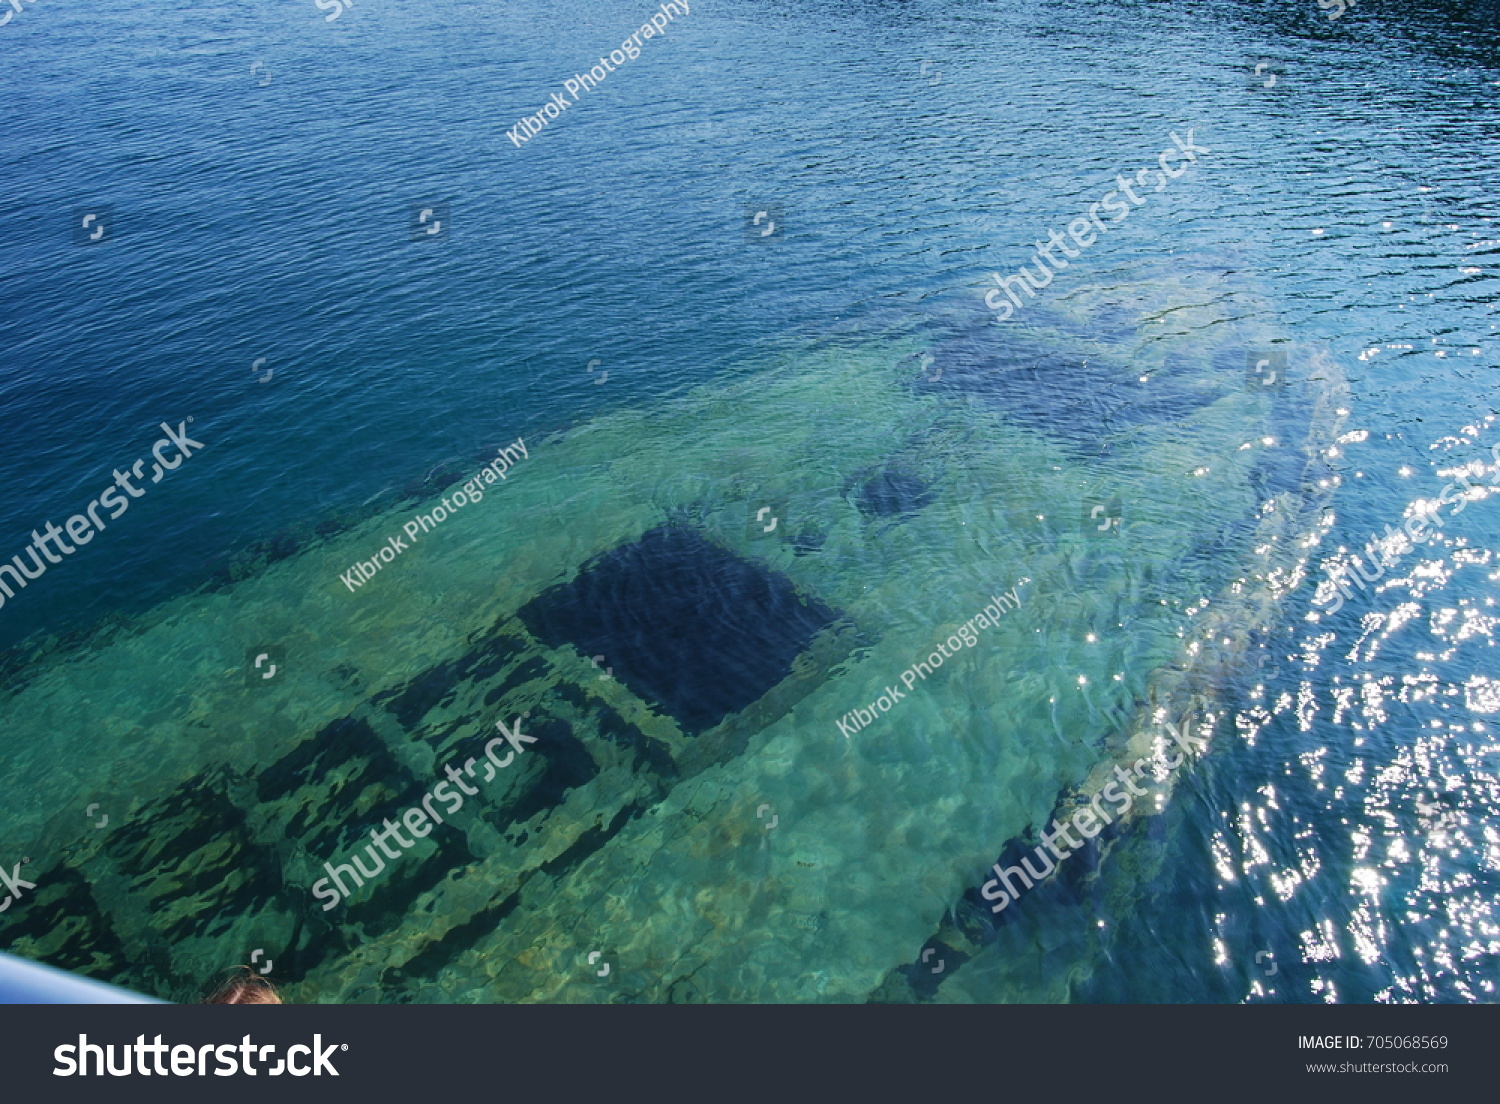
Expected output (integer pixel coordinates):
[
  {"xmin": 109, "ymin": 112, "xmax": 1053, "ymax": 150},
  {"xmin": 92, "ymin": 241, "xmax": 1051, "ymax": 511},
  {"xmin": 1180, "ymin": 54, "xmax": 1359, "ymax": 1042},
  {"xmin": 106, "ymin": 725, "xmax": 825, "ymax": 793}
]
[{"xmin": 1, "ymin": 0, "xmax": 1497, "ymax": 1003}]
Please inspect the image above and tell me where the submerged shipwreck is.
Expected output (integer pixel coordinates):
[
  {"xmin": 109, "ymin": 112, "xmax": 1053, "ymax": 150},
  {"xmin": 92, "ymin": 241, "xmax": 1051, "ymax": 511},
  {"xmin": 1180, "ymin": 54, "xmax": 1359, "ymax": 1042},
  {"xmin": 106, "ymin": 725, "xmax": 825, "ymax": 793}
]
[{"xmin": 0, "ymin": 257, "xmax": 1346, "ymax": 1002}]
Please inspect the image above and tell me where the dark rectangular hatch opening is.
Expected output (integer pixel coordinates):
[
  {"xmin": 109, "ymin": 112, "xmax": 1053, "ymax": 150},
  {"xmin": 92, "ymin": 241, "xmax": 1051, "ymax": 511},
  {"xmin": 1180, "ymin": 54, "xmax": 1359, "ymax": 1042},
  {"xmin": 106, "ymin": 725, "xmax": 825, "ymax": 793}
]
[{"xmin": 519, "ymin": 524, "xmax": 838, "ymax": 735}]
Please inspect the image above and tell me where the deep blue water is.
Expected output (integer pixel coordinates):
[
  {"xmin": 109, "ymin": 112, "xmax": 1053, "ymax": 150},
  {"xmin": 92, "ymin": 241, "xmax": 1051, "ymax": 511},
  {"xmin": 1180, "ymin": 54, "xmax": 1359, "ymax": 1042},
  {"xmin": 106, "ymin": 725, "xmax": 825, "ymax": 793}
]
[{"xmin": 2, "ymin": 0, "xmax": 1499, "ymax": 1003}]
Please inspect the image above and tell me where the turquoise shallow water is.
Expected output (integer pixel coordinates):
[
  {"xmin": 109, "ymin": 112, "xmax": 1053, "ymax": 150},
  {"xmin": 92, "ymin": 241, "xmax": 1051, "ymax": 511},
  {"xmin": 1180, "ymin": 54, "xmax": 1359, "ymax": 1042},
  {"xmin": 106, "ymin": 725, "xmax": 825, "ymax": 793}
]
[{"xmin": 0, "ymin": 0, "xmax": 1497, "ymax": 1003}]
